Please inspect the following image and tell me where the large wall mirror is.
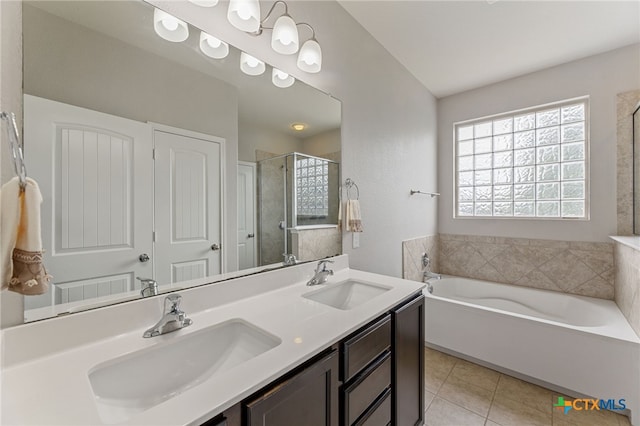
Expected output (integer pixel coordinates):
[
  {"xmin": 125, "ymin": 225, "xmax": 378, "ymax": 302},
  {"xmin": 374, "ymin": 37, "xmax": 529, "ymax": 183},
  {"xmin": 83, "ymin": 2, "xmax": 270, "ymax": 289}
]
[{"xmin": 21, "ymin": 0, "xmax": 342, "ymax": 322}]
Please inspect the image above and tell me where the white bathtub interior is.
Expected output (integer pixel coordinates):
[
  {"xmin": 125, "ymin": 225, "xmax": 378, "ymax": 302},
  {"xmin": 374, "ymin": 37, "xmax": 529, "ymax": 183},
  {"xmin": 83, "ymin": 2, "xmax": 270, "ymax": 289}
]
[{"xmin": 425, "ymin": 276, "xmax": 640, "ymax": 426}]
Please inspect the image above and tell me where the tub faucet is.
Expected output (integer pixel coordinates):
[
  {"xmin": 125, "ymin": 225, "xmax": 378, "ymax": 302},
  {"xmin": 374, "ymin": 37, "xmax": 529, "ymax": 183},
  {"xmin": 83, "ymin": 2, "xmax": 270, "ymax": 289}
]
[
  {"xmin": 422, "ymin": 253, "xmax": 441, "ymax": 283},
  {"xmin": 307, "ymin": 260, "xmax": 334, "ymax": 286},
  {"xmin": 143, "ymin": 294, "xmax": 193, "ymax": 338}
]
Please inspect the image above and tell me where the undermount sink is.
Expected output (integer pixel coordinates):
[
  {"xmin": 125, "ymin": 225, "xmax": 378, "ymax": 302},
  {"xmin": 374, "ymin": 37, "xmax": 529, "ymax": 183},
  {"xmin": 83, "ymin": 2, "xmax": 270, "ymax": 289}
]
[
  {"xmin": 303, "ymin": 280, "xmax": 391, "ymax": 310},
  {"xmin": 88, "ymin": 319, "xmax": 281, "ymax": 424}
]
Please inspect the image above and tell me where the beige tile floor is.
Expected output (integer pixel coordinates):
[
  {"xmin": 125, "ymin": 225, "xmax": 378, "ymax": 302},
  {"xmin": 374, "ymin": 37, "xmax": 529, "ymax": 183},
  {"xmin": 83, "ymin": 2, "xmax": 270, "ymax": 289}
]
[{"xmin": 424, "ymin": 347, "xmax": 632, "ymax": 426}]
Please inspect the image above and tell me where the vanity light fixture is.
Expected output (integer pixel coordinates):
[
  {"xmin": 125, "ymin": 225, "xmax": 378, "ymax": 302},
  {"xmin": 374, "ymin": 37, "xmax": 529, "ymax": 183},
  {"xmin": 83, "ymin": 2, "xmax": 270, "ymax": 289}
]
[
  {"xmin": 153, "ymin": 8, "xmax": 189, "ymax": 43},
  {"xmin": 188, "ymin": 0, "xmax": 219, "ymax": 6},
  {"xmin": 297, "ymin": 24, "xmax": 322, "ymax": 73},
  {"xmin": 272, "ymin": 68, "xmax": 295, "ymax": 88},
  {"xmin": 199, "ymin": 31, "xmax": 229, "ymax": 59},
  {"xmin": 291, "ymin": 123, "xmax": 306, "ymax": 131},
  {"xmin": 228, "ymin": 0, "xmax": 261, "ymax": 33},
  {"xmin": 240, "ymin": 52, "xmax": 266, "ymax": 76},
  {"xmin": 254, "ymin": 1, "xmax": 299, "ymax": 55}
]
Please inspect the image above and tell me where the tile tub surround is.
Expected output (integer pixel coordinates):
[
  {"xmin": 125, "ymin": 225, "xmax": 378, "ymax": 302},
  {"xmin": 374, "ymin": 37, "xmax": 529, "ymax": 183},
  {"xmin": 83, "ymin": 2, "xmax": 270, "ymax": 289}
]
[
  {"xmin": 616, "ymin": 90, "xmax": 640, "ymax": 235},
  {"xmin": 423, "ymin": 347, "xmax": 632, "ymax": 426},
  {"xmin": 402, "ymin": 235, "xmax": 439, "ymax": 282},
  {"xmin": 438, "ymin": 234, "xmax": 615, "ymax": 300},
  {"xmin": 613, "ymin": 239, "xmax": 640, "ymax": 338}
]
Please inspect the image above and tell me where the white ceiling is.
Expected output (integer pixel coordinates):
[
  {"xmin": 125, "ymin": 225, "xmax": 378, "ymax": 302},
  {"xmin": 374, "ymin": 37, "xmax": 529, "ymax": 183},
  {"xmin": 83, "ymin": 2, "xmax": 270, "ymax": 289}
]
[{"xmin": 339, "ymin": 0, "xmax": 640, "ymax": 98}]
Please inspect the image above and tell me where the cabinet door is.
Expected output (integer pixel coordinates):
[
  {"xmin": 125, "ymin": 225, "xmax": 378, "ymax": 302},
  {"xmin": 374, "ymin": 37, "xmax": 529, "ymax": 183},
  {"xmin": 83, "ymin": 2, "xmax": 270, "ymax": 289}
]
[
  {"xmin": 392, "ymin": 294, "xmax": 425, "ymax": 426},
  {"xmin": 245, "ymin": 350, "xmax": 339, "ymax": 426}
]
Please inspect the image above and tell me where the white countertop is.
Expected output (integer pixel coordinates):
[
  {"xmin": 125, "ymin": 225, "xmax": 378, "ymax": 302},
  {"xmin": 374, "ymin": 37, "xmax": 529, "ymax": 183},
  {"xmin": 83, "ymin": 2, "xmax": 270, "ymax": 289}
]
[
  {"xmin": 610, "ymin": 235, "xmax": 640, "ymax": 252},
  {"xmin": 0, "ymin": 255, "xmax": 424, "ymax": 425}
]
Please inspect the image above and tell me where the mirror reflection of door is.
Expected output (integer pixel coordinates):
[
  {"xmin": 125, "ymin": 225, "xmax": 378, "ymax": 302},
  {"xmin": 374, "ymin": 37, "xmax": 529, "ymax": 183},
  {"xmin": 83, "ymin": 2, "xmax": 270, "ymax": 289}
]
[
  {"xmin": 23, "ymin": 95, "xmax": 224, "ymax": 316},
  {"xmin": 153, "ymin": 127, "xmax": 223, "ymax": 286},
  {"xmin": 237, "ymin": 162, "xmax": 257, "ymax": 270},
  {"xmin": 24, "ymin": 95, "xmax": 154, "ymax": 311}
]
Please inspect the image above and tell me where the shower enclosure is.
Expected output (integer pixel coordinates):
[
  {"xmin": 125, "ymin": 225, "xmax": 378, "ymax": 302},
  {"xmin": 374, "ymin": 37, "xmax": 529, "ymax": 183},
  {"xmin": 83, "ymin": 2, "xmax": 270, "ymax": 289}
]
[{"xmin": 257, "ymin": 153, "xmax": 340, "ymax": 266}]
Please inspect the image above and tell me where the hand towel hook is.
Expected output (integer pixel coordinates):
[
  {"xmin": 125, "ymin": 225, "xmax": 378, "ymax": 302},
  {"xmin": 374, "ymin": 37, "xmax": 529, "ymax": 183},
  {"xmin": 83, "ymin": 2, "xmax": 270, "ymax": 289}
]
[{"xmin": 1, "ymin": 111, "xmax": 27, "ymax": 190}]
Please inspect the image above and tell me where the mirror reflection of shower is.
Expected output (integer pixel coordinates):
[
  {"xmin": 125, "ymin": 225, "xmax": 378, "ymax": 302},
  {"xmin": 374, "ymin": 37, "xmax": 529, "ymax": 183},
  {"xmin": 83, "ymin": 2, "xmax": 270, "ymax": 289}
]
[{"xmin": 257, "ymin": 153, "xmax": 340, "ymax": 266}]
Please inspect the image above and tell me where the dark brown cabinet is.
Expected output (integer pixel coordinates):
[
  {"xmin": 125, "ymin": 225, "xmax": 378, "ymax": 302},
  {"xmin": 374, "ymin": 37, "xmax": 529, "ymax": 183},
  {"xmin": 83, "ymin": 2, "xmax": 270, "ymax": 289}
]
[
  {"xmin": 202, "ymin": 292, "xmax": 425, "ymax": 426},
  {"xmin": 244, "ymin": 350, "xmax": 340, "ymax": 426},
  {"xmin": 392, "ymin": 294, "xmax": 425, "ymax": 426}
]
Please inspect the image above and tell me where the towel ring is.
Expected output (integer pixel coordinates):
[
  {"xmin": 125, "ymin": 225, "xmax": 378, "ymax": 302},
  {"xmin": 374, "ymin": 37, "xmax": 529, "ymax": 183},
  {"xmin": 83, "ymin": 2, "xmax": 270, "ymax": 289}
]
[{"xmin": 345, "ymin": 178, "xmax": 359, "ymax": 200}]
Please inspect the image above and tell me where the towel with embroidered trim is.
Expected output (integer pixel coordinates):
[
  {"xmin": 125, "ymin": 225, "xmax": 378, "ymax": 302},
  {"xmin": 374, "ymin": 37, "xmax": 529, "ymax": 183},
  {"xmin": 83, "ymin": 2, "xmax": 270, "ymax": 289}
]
[
  {"xmin": 1, "ymin": 177, "xmax": 50, "ymax": 295},
  {"xmin": 345, "ymin": 200, "xmax": 363, "ymax": 232}
]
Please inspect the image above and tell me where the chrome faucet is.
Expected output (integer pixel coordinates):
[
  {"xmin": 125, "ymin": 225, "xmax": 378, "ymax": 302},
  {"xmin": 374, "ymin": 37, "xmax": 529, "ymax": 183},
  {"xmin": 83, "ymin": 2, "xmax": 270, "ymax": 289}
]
[
  {"xmin": 143, "ymin": 294, "xmax": 193, "ymax": 338},
  {"xmin": 283, "ymin": 253, "xmax": 298, "ymax": 266},
  {"xmin": 137, "ymin": 277, "xmax": 158, "ymax": 298},
  {"xmin": 422, "ymin": 253, "xmax": 441, "ymax": 285},
  {"xmin": 307, "ymin": 260, "xmax": 334, "ymax": 286}
]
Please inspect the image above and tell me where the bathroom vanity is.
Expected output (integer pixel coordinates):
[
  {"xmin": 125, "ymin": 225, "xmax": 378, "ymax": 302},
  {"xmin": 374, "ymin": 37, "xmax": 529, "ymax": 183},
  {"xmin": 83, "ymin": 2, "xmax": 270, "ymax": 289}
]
[{"xmin": 0, "ymin": 255, "xmax": 425, "ymax": 426}]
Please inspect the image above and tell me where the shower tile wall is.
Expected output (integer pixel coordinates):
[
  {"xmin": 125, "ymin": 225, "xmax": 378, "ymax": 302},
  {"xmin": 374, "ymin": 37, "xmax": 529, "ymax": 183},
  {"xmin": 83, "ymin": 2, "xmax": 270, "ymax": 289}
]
[
  {"xmin": 402, "ymin": 235, "xmax": 614, "ymax": 300},
  {"xmin": 291, "ymin": 228, "xmax": 341, "ymax": 262},
  {"xmin": 402, "ymin": 235, "xmax": 439, "ymax": 282},
  {"xmin": 615, "ymin": 242, "xmax": 640, "ymax": 337}
]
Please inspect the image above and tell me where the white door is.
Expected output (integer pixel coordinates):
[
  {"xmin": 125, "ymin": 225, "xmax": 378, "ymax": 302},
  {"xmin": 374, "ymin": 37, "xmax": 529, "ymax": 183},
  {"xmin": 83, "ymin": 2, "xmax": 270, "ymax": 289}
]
[
  {"xmin": 23, "ymin": 95, "xmax": 153, "ymax": 309},
  {"xmin": 237, "ymin": 161, "xmax": 257, "ymax": 270},
  {"xmin": 153, "ymin": 127, "xmax": 223, "ymax": 286}
]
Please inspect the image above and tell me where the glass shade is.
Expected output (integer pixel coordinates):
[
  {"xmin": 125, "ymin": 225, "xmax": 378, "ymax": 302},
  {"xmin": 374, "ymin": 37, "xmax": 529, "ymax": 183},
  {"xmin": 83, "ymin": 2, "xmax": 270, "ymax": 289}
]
[
  {"xmin": 272, "ymin": 68, "xmax": 295, "ymax": 88},
  {"xmin": 199, "ymin": 32, "xmax": 229, "ymax": 59},
  {"xmin": 240, "ymin": 52, "xmax": 266, "ymax": 76},
  {"xmin": 297, "ymin": 39, "xmax": 322, "ymax": 73},
  {"xmin": 188, "ymin": 0, "xmax": 219, "ymax": 6},
  {"xmin": 153, "ymin": 8, "xmax": 189, "ymax": 43},
  {"xmin": 227, "ymin": 0, "xmax": 260, "ymax": 33},
  {"xmin": 272, "ymin": 15, "xmax": 299, "ymax": 55}
]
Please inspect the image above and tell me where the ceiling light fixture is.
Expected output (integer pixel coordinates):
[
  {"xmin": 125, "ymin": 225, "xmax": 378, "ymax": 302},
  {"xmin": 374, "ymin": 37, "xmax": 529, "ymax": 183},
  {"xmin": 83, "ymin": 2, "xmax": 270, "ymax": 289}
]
[
  {"xmin": 153, "ymin": 8, "xmax": 189, "ymax": 42},
  {"xmin": 240, "ymin": 52, "xmax": 266, "ymax": 76},
  {"xmin": 272, "ymin": 68, "xmax": 295, "ymax": 88},
  {"xmin": 291, "ymin": 123, "xmax": 306, "ymax": 131},
  {"xmin": 227, "ymin": 0, "xmax": 261, "ymax": 33},
  {"xmin": 199, "ymin": 31, "xmax": 229, "ymax": 59}
]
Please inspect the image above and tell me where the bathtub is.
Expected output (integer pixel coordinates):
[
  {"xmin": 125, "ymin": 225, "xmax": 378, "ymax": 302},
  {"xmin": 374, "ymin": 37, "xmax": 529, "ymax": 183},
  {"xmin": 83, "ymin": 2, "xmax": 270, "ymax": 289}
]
[{"xmin": 425, "ymin": 276, "xmax": 640, "ymax": 425}]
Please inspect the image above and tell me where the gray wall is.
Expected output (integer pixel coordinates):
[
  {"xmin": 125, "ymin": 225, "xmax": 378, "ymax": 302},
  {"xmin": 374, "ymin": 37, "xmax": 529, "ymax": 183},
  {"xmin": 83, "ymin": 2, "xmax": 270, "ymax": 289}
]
[
  {"xmin": 438, "ymin": 44, "xmax": 640, "ymax": 242},
  {"xmin": 151, "ymin": 0, "xmax": 439, "ymax": 278}
]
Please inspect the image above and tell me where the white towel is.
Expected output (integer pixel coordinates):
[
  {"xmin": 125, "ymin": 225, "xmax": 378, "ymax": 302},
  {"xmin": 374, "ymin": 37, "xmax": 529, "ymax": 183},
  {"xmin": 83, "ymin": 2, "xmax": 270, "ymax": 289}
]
[
  {"xmin": 1, "ymin": 177, "xmax": 50, "ymax": 295},
  {"xmin": 345, "ymin": 200, "xmax": 363, "ymax": 233}
]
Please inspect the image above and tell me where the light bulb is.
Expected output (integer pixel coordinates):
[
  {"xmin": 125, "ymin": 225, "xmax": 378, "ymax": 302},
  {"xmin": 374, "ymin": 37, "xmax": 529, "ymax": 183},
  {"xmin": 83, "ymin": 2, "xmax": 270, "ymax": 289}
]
[
  {"xmin": 297, "ymin": 39, "xmax": 322, "ymax": 73},
  {"xmin": 272, "ymin": 15, "xmax": 299, "ymax": 55},
  {"xmin": 240, "ymin": 52, "xmax": 265, "ymax": 76},
  {"xmin": 227, "ymin": 0, "xmax": 261, "ymax": 33},
  {"xmin": 153, "ymin": 8, "xmax": 189, "ymax": 43},
  {"xmin": 272, "ymin": 68, "xmax": 295, "ymax": 88},
  {"xmin": 199, "ymin": 31, "xmax": 229, "ymax": 59}
]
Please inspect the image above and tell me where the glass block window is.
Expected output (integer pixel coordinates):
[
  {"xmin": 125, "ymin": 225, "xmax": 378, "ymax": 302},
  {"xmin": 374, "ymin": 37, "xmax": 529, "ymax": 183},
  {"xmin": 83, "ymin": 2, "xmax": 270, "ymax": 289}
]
[
  {"xmin": 455, "ymin": 98, "xmax": 588, "ymax": 219},
  {"xmin": 296, "ymin": 157, "xmax": 329, "ymax": 216}
]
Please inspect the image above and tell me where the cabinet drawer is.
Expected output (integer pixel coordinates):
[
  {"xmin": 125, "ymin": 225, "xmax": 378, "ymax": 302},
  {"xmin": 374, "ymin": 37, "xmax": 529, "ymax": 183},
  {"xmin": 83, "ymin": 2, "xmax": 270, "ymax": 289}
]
[
  {"xmin": 341, "ymin": 314, "xmax": 391, "ymax": 382},
  {"xmin": 355, "ymin": 387, "xmax": 391, "ymax": 426},
  {"xmin": 343, "ymin": 352, "xmax": 391, "ymax": 425}
]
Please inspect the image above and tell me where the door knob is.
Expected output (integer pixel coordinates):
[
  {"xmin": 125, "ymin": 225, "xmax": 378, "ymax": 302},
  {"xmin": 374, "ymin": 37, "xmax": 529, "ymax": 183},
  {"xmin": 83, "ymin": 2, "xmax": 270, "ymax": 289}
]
[
  {"xmin": 247, "ymin": 233, "xmax": 255, "ymax": 238},
  {"xmin": 139, "ymin": 253, "xmax": 150, "ymax": 263},
  {"xmin": 211, "ymin": 244, "xmax": 221, "ymax": 251}
]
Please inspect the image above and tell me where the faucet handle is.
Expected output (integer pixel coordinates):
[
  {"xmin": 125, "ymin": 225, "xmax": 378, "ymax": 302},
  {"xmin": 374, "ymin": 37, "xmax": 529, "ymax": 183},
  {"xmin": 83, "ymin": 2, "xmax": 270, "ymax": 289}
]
[
  {"xmin": 164, "ymin": 294, "xmax": 182, "ymax": 313},
  {"xmin": 317, "ymin": 259, "xmax": 334, "ymax": 272}
]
